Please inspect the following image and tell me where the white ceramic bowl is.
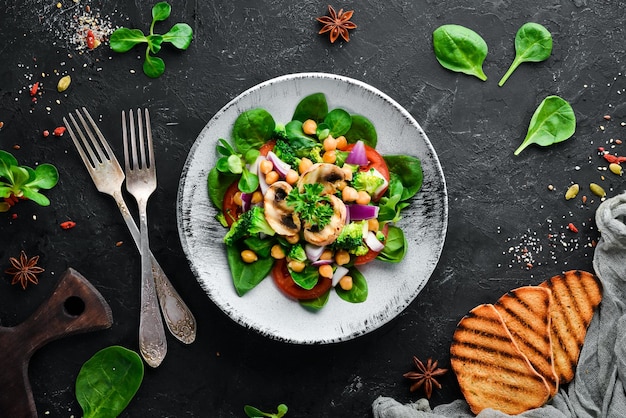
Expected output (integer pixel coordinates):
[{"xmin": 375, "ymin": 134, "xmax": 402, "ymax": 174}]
[{"xmin": 177, "ymin": 73, "xmax": 447, "ymax": 344}]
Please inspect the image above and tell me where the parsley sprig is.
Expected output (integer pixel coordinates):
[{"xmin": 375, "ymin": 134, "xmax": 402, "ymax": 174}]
[{"xmin": 286, "ymin": 183, "xmax": 334, "ymax": 228}]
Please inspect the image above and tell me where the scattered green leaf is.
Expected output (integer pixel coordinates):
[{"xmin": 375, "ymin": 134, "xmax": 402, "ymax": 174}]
[
  {"xmin": 0, "ymin": 150, "xmax": 59, "ymax": 212},
  {"xmin": 432, "ymin": 24, "xmax": 488, "ymax": 81},
  {"xmin": 499, "ymin": 22, "xmax": 553, "ymax": 87},
  {"xmin": 244, "ymin": 403, "xmax": 289, "ymax": 418},
  {"xmin": 109, "ymin": 2, "xmax": 193, "ymax": 78},
  {"xmin": 514, "ymin": 95, "xmax": 576, "ymax": 155},
  {"xmin": 75, "ymin": 346, "xmax": 144, "ymax": 418}
]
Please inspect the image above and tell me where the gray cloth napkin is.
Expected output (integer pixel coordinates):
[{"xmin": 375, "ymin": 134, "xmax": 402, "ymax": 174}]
[{"xmin": 373, "ymin": 192, "xmax": 626, "ymax": 418}]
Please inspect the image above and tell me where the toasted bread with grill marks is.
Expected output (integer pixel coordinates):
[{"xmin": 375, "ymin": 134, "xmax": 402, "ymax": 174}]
[
  {"xmin": 539, "ymin": 270, "xmax": 603, "ymax": 384},
  {"xmin": 494, "ymin": 286, "xmax": 558, "ymax": 397},
  {"xmin": 450, "ymin": 303, "xmax": 550, "ymax": 415}
]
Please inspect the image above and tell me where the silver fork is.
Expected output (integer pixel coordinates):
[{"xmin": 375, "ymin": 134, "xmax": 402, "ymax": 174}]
[
  {"xmin": 63, "ymin": 108, "xmax": 196, "ymax": 346},
  {"xmin": 122, "ymin": 108, "xmax": 167, "ymax": 367}
]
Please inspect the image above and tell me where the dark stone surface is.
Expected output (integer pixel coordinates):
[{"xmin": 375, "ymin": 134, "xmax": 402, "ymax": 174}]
[{"xmin": 0, "ymin": 0, "xmax": 624, "ymax": 416}]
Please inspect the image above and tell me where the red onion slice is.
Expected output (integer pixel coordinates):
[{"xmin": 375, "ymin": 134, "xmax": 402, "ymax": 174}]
[
  {"xmin": 345, "ymin": 140, "xmax": 368, "ymax": 166},
  {"xmin": 266, "ymin": 151, "xmax": 291, "ymax": 178},
  {"xmin": 348, "ymin": 204, "xmax": 379, "ymax": 221},
  {"xmin": 332, "ymin": 266, "xmax": 349, "ymax": 287},
  {"xmin": 364, "ymin": 230, "xmax": 385, "ymax": 252}
]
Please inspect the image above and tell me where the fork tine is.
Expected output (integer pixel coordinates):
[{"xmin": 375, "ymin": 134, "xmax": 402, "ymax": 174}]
[
  {"xmin": 80, "ymin": 107, "xmax": 119, "ymax": 163},
  {"xmin": 122, "ymin": 110, "xmax": 130, "ymax": 172},
  {"xmin": 136, "ymin": 108, "xmax": 147, "ymax": 170},
  {"xmin": 144, "ymin": 109, "xmax": 155, "ymax": 169},
  {"xmin": 64, "ymin": 112, "xmax": 100, "ymax": 170},
  {"xmin": 74, "ymin": 108, "xmax": 110, "ymax": 165}
]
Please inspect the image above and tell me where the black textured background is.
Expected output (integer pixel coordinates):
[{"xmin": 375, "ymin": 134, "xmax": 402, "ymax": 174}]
[{"xmin": 1, "ymin": 0, "xmax": 625, "ymax": 416}]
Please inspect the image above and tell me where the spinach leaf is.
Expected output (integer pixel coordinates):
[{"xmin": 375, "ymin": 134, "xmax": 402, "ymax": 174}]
[
  {"xmin": 335, "ymin": 267, "xmax": 368, "ymax": 303},
  {"xmin": 233, "ymin": 108, "xmax": 276, "ymax": 154},
  {"xmin": 344, "ymin": 114, "xmax": 377, "ymax": 147},
  {"xmin": 0, "ymin": 150, "xmax": 58, "ymax": 212},
  {"xmin": 289, "ymin": 265, "xmax": 320, "ymax": 290},
  {"xmin": 207, "ymin": 167, "xmax": 236, "ymax": 209},
  {"xmin": 244, "ymin": 404, "xmax": 289, "ymax": 418},
  {"xmin": 75, "ymin": 346, "xmax": 144, "ymax": 418},
  {"xmin": 383, "ymin": 155, "xmax": 423, "ymax": 201},
  {"xmin": 514, "ymin": 95, "xmax": 576, "ymax": 155},
  {"xmin": 284, "ymin": 120, "xmax": 319, "ymax": 155},
  {"xmin": 324, "ymin": 108, "xmax": 352, "ymax": 137},
  {"xmin": 377, "ymin": 225, "xmax": 407, "ymax": 263},
  {"xmin": 108, "ymin": 28, "xmax": 147, "ymax": 52},
  {"xmin": 227, "ymin": 245, "xmax": 274, "ymax": 296},
  {"xmin": 498, "ymin": 22, "xmax": 552, "ymax": 86},
  {"xmin": 292, "ymin": 93, "xmax": 328, "ymax": 123},
  {"xmin": 299, "ymin": 290, "xmax": 330, "ymax": 310},
  {"xmin": 432, "ymin": 24, "xmax": 488, "ymax": 81},
  {"xmin": 162, "ymin": 23, "xmax": 194, "ymax": 50}
]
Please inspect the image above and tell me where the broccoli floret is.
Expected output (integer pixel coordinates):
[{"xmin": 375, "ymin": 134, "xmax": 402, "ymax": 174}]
[
  {"xmin": 308, "ymin": 146, "xmax": 324, "ymax": 164},
  {"xmin": 288, "ymin": 243, "xmax": 307, "ymax": 262},
  {"xmin": 332, "ymin": 221, "xmax": 369, "ymax": 255},
  {"xmin": 223, "ymin": 206, "xmax": 275, "ymax": 246},
  {"xmin": 352, "ymin": 168, "xmax": 386, "ymax": 196},
  {"xmin": 273, "ymin": 138, "xmax": 300, "ymax": 166}
]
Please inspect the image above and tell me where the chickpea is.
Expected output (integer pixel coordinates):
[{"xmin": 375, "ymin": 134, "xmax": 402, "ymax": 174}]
[
  {"xmin": 233, "ymin": 191, "xmax": 243, "ymax": 206},
  {"xmin": 260, "ymin": 159, "xmax": 274, "ymax": 174},
  {"xmin": 299, "ymin": 157, "xmax": 313, "ymax": 174},
  {"xmin": 265, "ymin": 170, "xmax": 279, "ymax": 185},
  {"xmin": 322, "ymin": 150, "xmax": 336, "ymax": 164},
  {"xmin": 302, "ymin": 119, "xmax": 317, "ymax": 135},
  {"xmin": 318, "ymin": 264, "xmax": 333, "ymax": 279},
  {"xmin": 240, "ymin": 249, "xmax": 258, "ymax": 263},
  {"xmin": 342, "ymin": 186, "xmax": 358, "ymax": 202},
  {"xmin": 320, "ymin": 249, "xmax": 334, "ymax": 260},
  {"xmin": 285, "ymin": 234, "xmax": 300, "ymax": 244},
  {"xmin": 323, "ymin": 136, "xmax": 337, "ymax": 152},
  {"xmin": 335, "ymin": 250, "xmax": 351, "ymax": 266},
  {"xmin": 367, "ymin": 218, "xmax": 380, "ymax": 232},
  {"xmin": 285, "ymin": 169, "xmax": 299, "ymax": 185},
  {"xmin": 270, "ymin": 244, "xmax": 286, "ymax": 259},
  {"xmin": 356, "ymin": 190, "xmax": 372, "ymax": 205},
  {"xmin": 339, "ymin": 275, "xmax": 353, "ymax": 291},
  {"xmin": 251, "ymin": 190, "xmax": 263, "ymax": 204},
  {"xmin": 336, "ymin": 135, "xmax": 348, "ymax": 150},
  {"xmin": 288, "ymin": 259, "xmax": 306, "ymax": 273}
]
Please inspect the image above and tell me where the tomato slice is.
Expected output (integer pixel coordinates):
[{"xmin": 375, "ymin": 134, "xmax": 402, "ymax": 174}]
[
  {"xmin": 344, "ymin": 143, "xmax": 390, "ymax": 182},
  {"xmin": 353, "ymin": 223, "xmax": 389, "ymax": 265},
  {"xmin": 272, "ymin": 259, "xmax": 332, "ymax": 300},
  {"xmin": 259, "ymin": 139, "xmax": 276, "ymax": 156},
  {"xmin": 222, "ymin": 181, "xmax": 242, "ymax": 227}
]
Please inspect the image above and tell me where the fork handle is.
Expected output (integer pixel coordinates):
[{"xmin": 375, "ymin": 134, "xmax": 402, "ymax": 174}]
[
  {"xmin": 112, "ymin": 190, "xmax": 196, "ymax": 344},
  {"xmin": 137, "ymin": 199, "xmax": 167, "ymax": 368}
]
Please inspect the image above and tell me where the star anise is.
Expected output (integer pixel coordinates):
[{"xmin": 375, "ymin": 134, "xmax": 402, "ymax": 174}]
[
  {"xmin": 316, "ymin": 5, "xmax": 357, "ymax": 43},
  {"xmin": 403, "ymin": 356, "xmax": 448, "ymax": 399},
  {"xmin": 5, "ymin": 250, "xmax": 45, "ymax": 290}
]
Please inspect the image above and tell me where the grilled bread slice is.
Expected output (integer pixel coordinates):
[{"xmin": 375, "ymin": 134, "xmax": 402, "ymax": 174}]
[
  {"xmin": 450, "ymin": 303, "xmax": 550, "ymax": 415},
  {"xmin": 494, "ymin": 286, "xmax": 558, "ymax": 397},
  {"xmin": 539, "ymin": 270, "xmax": 603, "ymax": 384}
]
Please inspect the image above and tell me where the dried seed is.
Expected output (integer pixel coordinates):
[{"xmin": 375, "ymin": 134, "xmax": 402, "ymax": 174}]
[
  {"xmin": 604, "ymin": 115, "xmax": 612, "ymax": 121},
  {"xmin": 57, "ymin": 75, "xmax": 71, "ymax": 92},
  {"xmin": 565, "ymin": 183, "xmax": 579, "ymax": 200},
  {"xmin": 590, "ymin": 183, "xmax": 606, "ymax": 198},
  {"xmin": 547, "ymin": 184, "xmax": 554, "ymax": 191},
  {"xmin": 609, "ymin": 163, "xmax": 623, "ymax": 176},
  {"xmin": 616, "ymin": 139, "xmax": 623, "ymax": 145}
]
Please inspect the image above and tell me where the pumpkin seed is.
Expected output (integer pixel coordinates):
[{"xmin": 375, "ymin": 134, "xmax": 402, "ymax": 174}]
[
  {"xmin": 57, "ymin": 75, "xmax": 71, "ymax": 92},
  {"xmin": 609, "ymin": 163, "xmax": 623, "ymax": 176},
  {"xmin": 564, "ymin": 183, "xmax": 579, "ymax": 200},
  {"xmin": 590, "ymin": 183, "xmax": 606, "ymax": 198}
]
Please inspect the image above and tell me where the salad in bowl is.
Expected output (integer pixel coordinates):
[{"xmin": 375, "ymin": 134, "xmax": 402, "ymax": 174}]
[{"xmin": 207, "ymin": 92, "xmax": 423, "ymax": 310}]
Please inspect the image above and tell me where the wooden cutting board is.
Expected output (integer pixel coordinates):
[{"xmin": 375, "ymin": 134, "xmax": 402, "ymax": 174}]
[{"xmin": 0, "ymin": 268, "xmax": 113, "ymax": 417}]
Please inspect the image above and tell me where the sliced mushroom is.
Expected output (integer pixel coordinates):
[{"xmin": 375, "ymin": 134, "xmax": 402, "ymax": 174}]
[
  {"xmin": 298, "ymin": 163, "xmax": 346, "ymax": 195},
  {"xmin": 303, "ymin": 194, "xmax": 347, "ymax": 246},
  {"xmin": 264, "ymin": 181, "xmax": 301, "ymax": 236}
]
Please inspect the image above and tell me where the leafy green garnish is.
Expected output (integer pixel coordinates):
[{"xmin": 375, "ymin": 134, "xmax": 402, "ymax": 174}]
[
  {"xmin": 0, "ymin": 150, "xmax": 59, "ymax": 212},
  {"xmin": 514, "ymin": 95, "xmax": 576, "ymax": 155},
  {"xmin": 499, "ymin": 22, "xmax": 553, "ymax": 87},
  {"xmin": 109, "ymin": 2, "xmax": 193, "ymax": 78},
  {"xmin": 244, "ymin": 404, "xmax": 288, "ymax": 418},
  {"xmin": 432, "ymin": 24, "xmax": 488, "ymax": 81},
  {"xmin": 335, "ymin": 267, "xmax": 368, "ymax": 303},
  {"xmin": 75, "ymin": 346, "xmax": 144, "ymax": 418},
  {"xmin": 216, "ymin": 138, "xmax": 260, "ymax": 194},
  {"xmin": 286, "ymin": 183, "xmax": 334, "ymax": 228}
]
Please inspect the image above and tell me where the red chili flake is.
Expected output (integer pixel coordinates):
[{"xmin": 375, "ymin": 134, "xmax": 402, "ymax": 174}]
[
  {"xmin": 60, "ymin": 221, "xmax": 76, "ymax": 230},
  {"xmin": 30, "ymin": 82, "xmax": 39, "ymax": 96},
  {"xmin": 43, "ymin": 130, "xmax": 50, "ymax": 137},
  {"xmin": 603, "ymin": 154, "xmax": 626, "ymax": 164},
  {"xmin": 598, "ymin": 146, "xmax": 605, "ymax": 152},
  {"xmin": 86, "ymin": 30, "xmax": 95, "ymax": 49},
  {"xmin": 11, "ymin": 213, "xmax": 18, "ymax": 220},
  {"xmin": 52, "ymin": 126, "xmax": 66, "ymax": 137},
  {"xmin": 0, "ymin": 121, "xmax": 4, "ymax": 129},
  {"xmin": 567, "ymin": 222, "xmax": 579, "ymax": 233}
]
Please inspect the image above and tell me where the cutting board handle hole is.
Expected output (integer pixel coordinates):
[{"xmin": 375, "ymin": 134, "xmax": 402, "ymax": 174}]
[{"xmin": 64, "ymin": 296, "xmax": 86, "ymax": 316}]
